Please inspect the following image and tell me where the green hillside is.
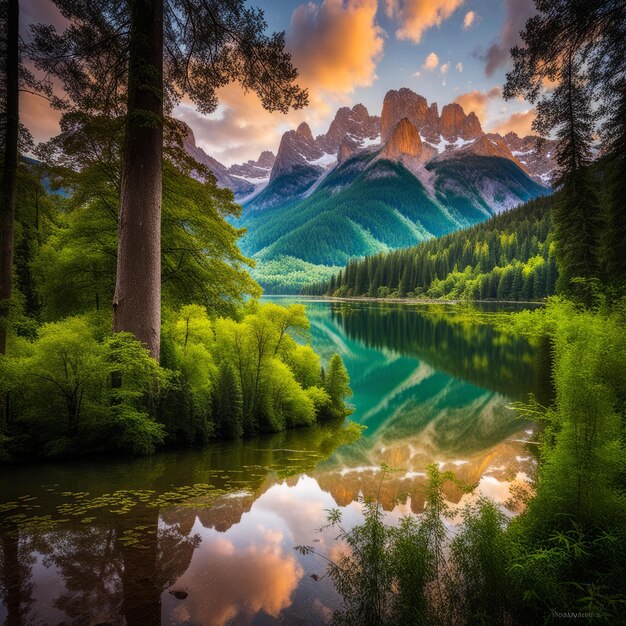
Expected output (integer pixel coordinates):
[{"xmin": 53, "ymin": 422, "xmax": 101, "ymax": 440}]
[
  {"xmin": 304, "ymin": 194, "xmax": 556, "ymax": 301},
  {"xmin": 241, "ymin": 152, "xmax": 548, "ymax": 293}
]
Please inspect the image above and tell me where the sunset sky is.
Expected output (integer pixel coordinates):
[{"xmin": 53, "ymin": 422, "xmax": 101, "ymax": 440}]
[{"xmin": 22, "ymin": 0, "xmax": 538, "ymax": 165}]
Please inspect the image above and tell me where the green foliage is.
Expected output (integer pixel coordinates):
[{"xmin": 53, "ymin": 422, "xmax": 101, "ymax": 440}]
[
  {"xmin": 447, "ymin": 498, "xmax": 514, "ymax": 625},
  {"xmin": 505, "ymin": 300, "xmax": 626, "ymax": 621},
  {"xmin": 32, "ymin": 115, "xmax": 260, "ymax": 320},
  {"xmin": 307, "ymin": 196, "xmax": 556, "ymax": 302},
  {"xmin": 0, "ymin": 316, "xmax": 166, "ymax": 457},
  {"xmin": 0, "ymin": 301, "xmax": 353, "ymax": 458},
  {"xmin": 325, "ymin": 353, "xmax": 352, "ymax": 418},
  {"xmin": 212, "ymin": 362, "xmax": 243, "ymax": 438}
]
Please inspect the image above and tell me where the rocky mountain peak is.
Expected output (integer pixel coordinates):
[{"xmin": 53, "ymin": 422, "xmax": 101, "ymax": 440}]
[
  {"xmin": 270, "ymin": 122, "xmax": 324, "ymax": 183},
  {"xmin": 439, "ymin": 103, "xmax": 483, "ymax": 140},
  {"xmin": 381, "ymin": 118, "xmax": 422, "ymax": 160},
  {"xmin": 296, "ymin": 122, "xmax": 314, "ymax": 142},
  {"xmin": 227, "ymin": 150, "xmax": 276, "ymax": 182},
  {"xmin": 337, "ymin": 136, "xmax": 358, "ymax": 165},
  {"xmin": 381, "ymin": 89, "xmax": 435, "ymax": 143},
  {"xmin": 256, "ymin": 151, "xmax": 276, "ymax": 168},
  {"xmin": 317, "ymin": 103, "xmax": 380, "ymax": 153}
]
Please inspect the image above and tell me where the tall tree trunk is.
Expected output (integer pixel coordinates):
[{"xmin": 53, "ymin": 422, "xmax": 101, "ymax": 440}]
[
  {"xmin": 113, "ymin": 0, "xmax": 163, "ymax": 360},
  {"xmin": 0, "ymin": 0, "xmax": 19, "ymax": 355}
]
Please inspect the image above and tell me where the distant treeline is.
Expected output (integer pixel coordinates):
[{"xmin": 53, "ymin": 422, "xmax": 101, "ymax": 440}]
[{"xmin": 303, "ymin": 196, "xmax": 557, "ymax": 302}]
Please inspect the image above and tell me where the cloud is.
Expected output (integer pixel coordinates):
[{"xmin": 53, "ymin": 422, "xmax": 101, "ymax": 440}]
[
  {"xmin": 492, "ymin": 109, "xmax": 536, "ymax": 135},
  {"xmin": 456, "ymin": 62, "xmax": 463, "ymax": 72},
  {"xmin": 440, "ymin": 63, "xmax": 450, "ymax": 75},
  {"xmin": 454, "ymin": 87, "xmax": 502, "ymax": 124},
  {"xmin": 413, "ymin": 71, "xmax": 422, "ymax": 78},
  {"xmin": 484, "ymin": 0, "xmax": 536, "ymax": 76},
  {"xmin": 463, "ymin": 10, "xmax": 476, "ymax": 28},
  {"xmin": 385, "ymin": 0, "xmax": 464, "ymax": 43},
  {"xmin": 423, "ymin": 52, "xmax": 440, "ymax": 70},
  {"xmin": 175, "ymin": 0, "xmax": 385, "ymax": 165},
  {"xmin": 175, "ymin": 83, "xmax": 322, "ymax": 166},
  {"xmin": 20, "ymin": 89, "xmax": 63, "ymax": 146},
  {"xmin": 287, "ymin": 0, "xmax": 384, "ymax": 98}
]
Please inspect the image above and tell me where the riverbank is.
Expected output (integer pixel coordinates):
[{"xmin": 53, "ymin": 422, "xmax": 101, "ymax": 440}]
[{"xmin": 268, "ymin": 294, "xmax": 547, "ymax": 306}]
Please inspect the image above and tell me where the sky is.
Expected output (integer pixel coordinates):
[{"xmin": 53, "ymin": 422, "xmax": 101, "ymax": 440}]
[{"xmin": 21, "ymin": 0, "xmax": 538, "ymax": 166}]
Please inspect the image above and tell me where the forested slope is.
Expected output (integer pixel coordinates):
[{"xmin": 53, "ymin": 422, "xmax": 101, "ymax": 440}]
[{"xmin": 304, "ymin": 195, "xmax": 556, "ymax": 301}]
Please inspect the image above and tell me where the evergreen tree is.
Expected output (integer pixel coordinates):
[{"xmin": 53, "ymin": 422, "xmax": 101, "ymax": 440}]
[
  {"xmin": 325, "ymin": 354, "xmax": 351, "ymax": 418},
  {"xmin": 213, "ymin": 362, "xmax": 243, "ymax": 438},
  {"xmin": 504, "ymin": 0, "xmax": 626, "ymax": 304}
]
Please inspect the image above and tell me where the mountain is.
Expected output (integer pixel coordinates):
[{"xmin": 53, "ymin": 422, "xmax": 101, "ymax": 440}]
[
  {"xmin": 180, "ymin": 88, "xmax": 554, "ymax": 292},
  {"xmin": 489, "ymin": 132, "xmax": 558, "ymax": 184},
  {"xmin": 181, "ymin": 125, "xmax": 274, "ymax": 200}
]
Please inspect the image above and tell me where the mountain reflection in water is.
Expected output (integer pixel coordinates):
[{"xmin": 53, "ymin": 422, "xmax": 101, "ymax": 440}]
[{"xmin": 0, "ymin": 300, "xmax": 549, "ymax": 625}]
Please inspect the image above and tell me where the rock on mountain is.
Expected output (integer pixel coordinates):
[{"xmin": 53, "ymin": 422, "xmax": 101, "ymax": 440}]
[
  {"xmin": 270, "ymin": 122, "xmax": 325, "ymax": 182},
  {"xmin": 380, "ymin": 118, "xmax": 422, "ymax": 160},
  {"xmin": 250, "ymin": 106, "xmax": 381, "ymax": 210},
  {"xmin": 381, "ymin": 88, "xmax": 439, "ymax": 143},
  {"xmin": 182, "ymin": 124, "xmax": 255, "ymax": 197},
  {"xmin": 489, "ymin": 132, "xmax": 558, "ymax": 185},
  {"xmin": 439, "ymin": 103, "xmax": 482, "ymax": 141},
  {"xmin": 180, "ymin": 88, "xmax": 557, "ymax": 205},
  {"xmin": 228, "ymin": 150, "xmax": 275, "ymax": 181},
  {"xmin": 317, "ymin": 103, "xmax": 380, "ymax": 153}
]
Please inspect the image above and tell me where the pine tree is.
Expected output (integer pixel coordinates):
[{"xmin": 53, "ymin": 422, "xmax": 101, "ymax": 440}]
[
  {"xmin": 325, "ymin": 354, "xmax": 351, "ymax": 418},
  {"xmin": 213, "ymin": 362, "xmax": 243, "ymax": 438}
]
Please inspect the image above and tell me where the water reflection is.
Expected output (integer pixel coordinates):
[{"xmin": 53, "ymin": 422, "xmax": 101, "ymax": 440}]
[{"xmin": 0, "ymin": 300, "xmax": 548, "ymax": 625}]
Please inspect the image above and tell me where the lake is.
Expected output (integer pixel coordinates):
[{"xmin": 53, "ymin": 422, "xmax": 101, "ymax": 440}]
[{"xmin": 0, "ymin": 299, "xmax": 550, "ymax": 626}]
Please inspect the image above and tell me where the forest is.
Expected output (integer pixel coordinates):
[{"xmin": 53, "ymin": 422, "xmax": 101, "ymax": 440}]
[
  {"xmin": 304, "ymin": 195, "xmax": 558, "ymax": 301},
  {"xmin": 0, "ymin": 0, "xmax": 352, "ymax": 460}
]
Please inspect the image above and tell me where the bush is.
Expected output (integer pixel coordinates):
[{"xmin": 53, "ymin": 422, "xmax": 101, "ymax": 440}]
[{"xmin": 0, "ymin": 316, "xmax": 166, "ymax": 457}]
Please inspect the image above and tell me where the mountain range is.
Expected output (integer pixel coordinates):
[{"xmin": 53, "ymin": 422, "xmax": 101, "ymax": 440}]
[{"xmin": 183, "ymin": 87, "xmax": 555, "ymax": 292}]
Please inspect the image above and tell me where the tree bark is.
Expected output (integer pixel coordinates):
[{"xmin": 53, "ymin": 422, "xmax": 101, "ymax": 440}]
[
  {"xmin": 0, "ymin": 0, "xmax": 19, "ymax": 355},
  {"xmin": 113, "ymin": 0, "xmax": 163, "ymax": 360}
]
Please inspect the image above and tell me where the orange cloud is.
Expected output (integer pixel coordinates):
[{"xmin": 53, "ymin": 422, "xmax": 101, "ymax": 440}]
[
  {"xmin": 175, "ymin": 85, "xmax": 293, "ymax": 165},
  {"xmin": 385, "ymin": 0, "xmax": 464, "ymax": 43},
  {"xmin": 492, "ymin": 109, "xmax": 536, "ymax": 136},
  {"xmin": 176, "ymin": 0, "xmax": 385, "ymax": 166},
  {"xmin": 20, "ymin": 89, "xmax": 63, "ymax": 146},
  {"xmin": 454, "ymin": 87, "xmax": 502, "ymax": 124},
  {"xmin": 288, "ymin": 0, "xmax": 384, "ymax": 97},
  {"xmin": 423, "ymin": 52, "xmax": 440, "ymax": 70},
  {"xmin": 463, "ymin": 10, "xmax": 476, "ymax": 28}
]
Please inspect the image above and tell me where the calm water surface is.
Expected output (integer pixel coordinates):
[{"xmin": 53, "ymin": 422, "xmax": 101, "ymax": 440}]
[{"xmin": 0, "ymin": 299, "xmax": 551, "ymax": 625}]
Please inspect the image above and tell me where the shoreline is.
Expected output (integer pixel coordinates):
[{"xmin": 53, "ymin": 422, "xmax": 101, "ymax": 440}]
[{"xmin": 266, "ymin": 294, "xmax": 547, "ymax": 306}]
